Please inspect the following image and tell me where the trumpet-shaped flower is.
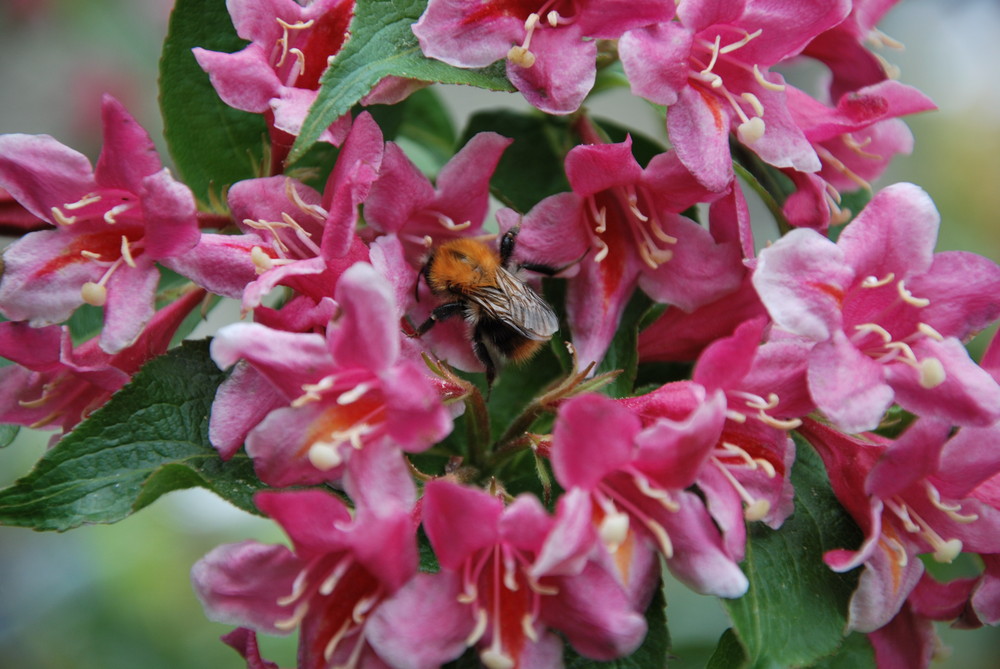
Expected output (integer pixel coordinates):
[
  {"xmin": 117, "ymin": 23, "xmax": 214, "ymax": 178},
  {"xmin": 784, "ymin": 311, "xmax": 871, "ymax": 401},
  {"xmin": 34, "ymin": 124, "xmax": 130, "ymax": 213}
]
[
  {"xmin": 551, "ymin": 390, "xmax": 750, "ymax": 599},
  {"xmin": 192, "ymin": 0, "xmax": 356, "ymax": 162},
  {"xmin": 620, "ymin": 0, "xmax": 850, "ymax": 190},
  {"xmin": 797, "ymin": 418, "xmax": 1000, "ymax": 633},
  {"xmin": 502, "ymin": 136, "xmax": 741, "ymax": 368},
  {"xmin": 0, "ymin": 286, "xmax": 205, "ymax": 435},
  {"xmin": 209, "ymin": 262, "xmax": 451, "ymax": 485},
  {"xmin": 192, "ymin": 452, "xmax": 418, "ymax": 669},
  {"xmin": 753, "ymin": 183, "xmax": 1000, "ymax": 432},
  {"xmin": 412, "ymin": 0, "xmax": 674, "ymax": 114},
  {"xmin": 367, "ymin": 480, "xmax": 647, "ymax": 669},
  {"xmin": 0, "ymin": 95, "xmax": 200, "ymax": 353}
]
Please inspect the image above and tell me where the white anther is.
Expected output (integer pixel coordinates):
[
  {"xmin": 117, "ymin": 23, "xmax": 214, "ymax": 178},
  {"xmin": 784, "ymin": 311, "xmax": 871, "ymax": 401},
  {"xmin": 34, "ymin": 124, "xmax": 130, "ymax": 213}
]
[
  {"xmin": 81, "ymin": 282, "xmax": 107, "ymax": 307},
  {"xmin": 737, "ymin": 117, "xmax": 766, "ymax": 144}
]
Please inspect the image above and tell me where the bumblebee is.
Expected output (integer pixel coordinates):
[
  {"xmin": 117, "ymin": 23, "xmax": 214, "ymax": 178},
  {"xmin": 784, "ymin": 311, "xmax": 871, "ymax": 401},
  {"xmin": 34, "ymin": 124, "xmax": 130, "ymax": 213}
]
[{"xmin": 414, "ymin": 227, "xmax": 559, "ymax": 388}]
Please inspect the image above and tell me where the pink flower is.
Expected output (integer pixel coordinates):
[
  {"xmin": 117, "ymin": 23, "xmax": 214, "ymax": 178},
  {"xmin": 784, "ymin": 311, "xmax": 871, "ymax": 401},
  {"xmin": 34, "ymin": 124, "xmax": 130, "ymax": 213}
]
[
  {"xmin": 192, "ymin": 450, "xmax": 419, "ymax": 669},
  {"xmin": 503, "ymin": 135, "xmax": 742, "ymax": 368},
  {"xmin": 367, "ymin": 480, "xmax": 647, "ymax": 668},
  {"xmin": 412, "ymin": 0, "xmax": 674, "ymax": 114},
  {"xmin": 797, "ymin": 418, "xmax": 1000, "ymax": 633},
  {"xmin": 209, "ymin": 262, "xmax": 451, "ymax": 485},
  {"xmin": 620, "ymin": 0, "xmax": 851, "ymax": 190},
  {"xmin": 551, "ymin": 390, "xmax": 750, "ymax": 598},
  {"xmin": 0, "ymin": 95, "xmax": 200, "ymax": 353},
  {"xmin": 0, "ymin": 286, "xmax": 205, "ymax": 435},
  {"xmin": 753, "ymin": 183, "xmax": 1000, "ymax": 432},
  {"xmin": 193, "ymin": 0, "xmax": 356, "ymax": 167}
]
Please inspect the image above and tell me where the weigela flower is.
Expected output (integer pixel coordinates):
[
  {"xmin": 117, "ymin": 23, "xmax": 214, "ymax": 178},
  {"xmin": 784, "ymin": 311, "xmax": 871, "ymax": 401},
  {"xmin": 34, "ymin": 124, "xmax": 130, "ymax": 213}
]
[
  {"xmin": 797, "ymin": 417, "xmax": 1000, "ymax": 633},
  {"xmin": 0, "ymin": 286, "xmax": 205, "ymax": 435},
  {"xmin": 367, "ymin": 480, "xmax": 647, "ymax": 669},
  {"xmin": 620, "ymin": 0, "xmax": 850, "ymax": 191},
  {"xmin": 782, "ymin": 80, "xmax": 935, "ymax": 229},
  {"xmin": 551, "ymin": 390, "xmax": 750, "ymax": 599},
  {"xmin": 801, "ymin": 0, "xmax": 904, "ymax": 101},
  {"xmin": 192, "ymin": 446, "xmax": 419, "ymax": 669},
  {"xmin": 753, "ymin": 182, "xmax": 1000, "ymax": 433},
  {"xmin": 209, "ymin": 262, "xmax": 451, "ymax": 486},
  {"xmin": 0, "ymin": 95, "xmax": 200, "ymax": 353},
  {"xmin": 503, "ymin": 135, "xmax": 742, "ymax": 368},
  {"xmin": 412, "ymin": 0, "xmax": 674, "ymax": 114},
  {"xmin": 193, "ymin": 0, "xmax": 356, "ymax": 161}
]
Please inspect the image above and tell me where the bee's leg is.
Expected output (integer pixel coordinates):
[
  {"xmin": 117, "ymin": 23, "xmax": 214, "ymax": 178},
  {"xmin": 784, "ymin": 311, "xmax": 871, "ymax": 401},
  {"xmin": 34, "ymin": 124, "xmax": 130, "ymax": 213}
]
[
  {"xmin": 412, "ymin": 301, "xmax": 464, "ymax": 337},
  {"xmin": 415, "ymin": 252, "xmax": 435, "ymax": 303},
  {"xmin": 499, "ymin": 225, "xmax": 520, "ymax": 268},
  {"xmin": 471, "ymin": 323, "xmax": 498, "ymax": 390}
]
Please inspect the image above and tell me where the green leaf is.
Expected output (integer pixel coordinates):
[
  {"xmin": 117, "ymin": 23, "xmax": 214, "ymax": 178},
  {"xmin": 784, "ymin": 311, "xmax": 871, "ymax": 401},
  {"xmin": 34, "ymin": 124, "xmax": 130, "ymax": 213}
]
[
  {"xmin": 810, "ymin": 633, "xmax": 875, "ymax": 669},
  {"xmin": 593, "ymin": 290, "xmax": 653, "ymax": 399},
  {"xmin": 159, "ymin": 0, "xmax": 268, "ymax": 205},
  {"xmin": 706, "ymin": 629, "xmax": 748, "ymax": 669},
  {"xmin": 564, "ymin": 584, "xmax": 669, "ymax": 668},
  {"xmin": 0, "ymin": 424, "xmax": 19, "ymax": 449},
  {"xmin": 395, "ymin": 86, "xmax": 458, "ymax": 172},
  {"xmin": 723, "ymin": 439, "xmax": 863, "ymax": 668},
  {"xmin": 460, "ymin": 109, "xmax": 573, "ymax": 212},
  {"xmin": 290, "ymin": 0, "xmax": 513, "ymax": 163},
  {"xmin": 0, "ymin": 341, "xmax": 267, "ymax": 531}
]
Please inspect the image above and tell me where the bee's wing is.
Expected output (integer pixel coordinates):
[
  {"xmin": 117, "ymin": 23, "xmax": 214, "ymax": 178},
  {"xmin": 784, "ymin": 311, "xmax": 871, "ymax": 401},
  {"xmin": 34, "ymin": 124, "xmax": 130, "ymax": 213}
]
[{"xmin": 469, "ymin": 268, "xmax": 558, "ymax": 340}]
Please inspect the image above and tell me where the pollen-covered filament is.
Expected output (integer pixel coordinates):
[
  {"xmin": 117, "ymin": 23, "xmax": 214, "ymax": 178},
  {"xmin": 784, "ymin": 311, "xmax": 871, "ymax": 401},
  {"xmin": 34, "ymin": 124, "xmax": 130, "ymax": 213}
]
[
  {"xmin": 690, "ymin": 27, "xmax": 784, "ymax": 144},
  {"xmin": 884, "ymin": 481, "xmax": 977, "ymax": 564},
  {"xmin": 586, "ymin": 184, "xmax": 676, "ymax": 270},
  {"xmin": 850, "ymin": 276, "xmax": 946, "ymax": 388},
  {"xmin": 459, "ymin": 543, "xmax": 548, "ymax": 669},
  {"xmin": 275, "ymin": 553, "xmax": 384, "ymax": 668},
  {"xmin": 506, "ymin": 0, "xmax": 578, "ymax": 68}
]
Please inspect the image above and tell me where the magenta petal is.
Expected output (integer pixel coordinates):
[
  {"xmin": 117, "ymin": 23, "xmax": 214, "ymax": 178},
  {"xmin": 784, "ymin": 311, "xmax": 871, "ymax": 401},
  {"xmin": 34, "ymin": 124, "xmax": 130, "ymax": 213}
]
[
  {"xmin": 342, "ymin": 438, "xmax": 417, "ymax": 514},
  {"xmin": 693, "ymin": 317, "xmax": 767, "ymax": 392},
  {"xmin": 329, "ymin": 263, "xmax": 399, "ymax": 372},
  {"xmin": 422, "ymin": 480, "xmax": 502, "ymax": 569},
  {"xmin": 667, "ymin": 85, "xmax": 734, "ymax": 192},
  {"xmin": 808, "ymin": 332, "xmax": 894, "ymax": 433},
  {"xmin": 619, "ymin": 23, "xmax": 689, "ymax": 107},
  {"xmin": 542, "ymin": 562, "xmax": 647, "ymax": 661},
  {"xmin": 838, "ymin": 183, "xmax": 939, "ymax": 279},
  {"xmin": 663, "ymin": 491, "xmax": 748, "ymax": 598},
  {"xmin": 934, "ymin": 424, "xmax": 1000, "ymax": 499},
  {"xmin": 193, "ymin": 44, "xmax": 281, "ymax": 113},
  {"xmin": 753, "ymin": 227, "xmax": 852, "ymax": 341},
  {"xmin": 506, "ymin": 27, "xmax": 596, "ymax": 115},
  {"xmin": 246, "ymin": 405, "xmax": 343, "ymax": 487},
  {"xmin": 209, "ymin": 362, "xmax": 284, "ymax": 459},
  {"xmin": 565, "ymin": 139, "xmax": 643, "ymax": 197},
  {"xmin": 366, "ymin": 572, "xmax": 473, "ymax": 669},
  {"xmin": 412, "ymin": 0, "xmax": 522, "ymax": 68},
  {"xmin": 364, "ymin": 142, "xmax": 435, "ymax": 235},
  {"xmin": 163, "ymin": 233, "xmax": 263, "ymax": 300},
  {"xmin": 868, "ymin": 603, "xmax": 936, "ymax": 669},
  {"xmin": 502, "ymin": 193, "xmax": 589, "ymax": 269},
  {"xmin": 865, "ymin": 418, "xmax": 952, "ymax": 498},
  {"xmin": 0, "ymin": 134, "xmax": 95, "ymax": 222},
  {"xmin": 434, "ymin": 132, "xmax": 512, "ymax": 227},
  {"xmin": 94, "ymin": 95, "xmax": 161, "ymax": 192},
  {"xmin": 551, "ymin": 394, "xmax": 642, "ymax": 491},
  {"xmin": 380, "ymin": 361, "xmax": 452, "ymax": 451},
  {"xmin": 847, "ymin": 542, "xmax": 925, "ymax": 633},
  {"xmin": 531, "ymin": 488, "xmax": 596, "ymax": 579},
  {"xmin": 255, "ymin": 489, "xmax": 353, "ymax": 555},
  {"xmin": 101, "ymin": 258, "xmax": 159, "ymax": 353},
  {"xmin": 191, "ymin": 541, "xmax": 302, "ymax": 634},
  {"xmin": 889, "ymin": 337, "xmax": 1000, "ymax": 428},
  {"xmin": 910, "ymin": 250, "xmax": 1000, "ymax": 340},
  {"xmin": 139, "ymin": 168, "xmax": 200, "ymax": 258},
  {"xmin": 220, "ymin": 628, "xmax": 280, "ymax": 669}
]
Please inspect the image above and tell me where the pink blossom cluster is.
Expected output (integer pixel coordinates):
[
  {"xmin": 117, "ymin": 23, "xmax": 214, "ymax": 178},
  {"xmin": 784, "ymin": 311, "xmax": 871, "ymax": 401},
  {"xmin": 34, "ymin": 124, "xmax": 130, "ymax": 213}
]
[{"xmin": 0, "ymin": 0, "xmax": 999, "ymax": 668}]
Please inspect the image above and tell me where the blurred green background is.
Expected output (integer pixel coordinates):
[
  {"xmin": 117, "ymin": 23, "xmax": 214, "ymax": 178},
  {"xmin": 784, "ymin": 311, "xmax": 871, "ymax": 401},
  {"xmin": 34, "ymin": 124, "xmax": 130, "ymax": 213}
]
[{"xmin": 1, "ymin": 1, "xmax": 999, "ymax": 667}]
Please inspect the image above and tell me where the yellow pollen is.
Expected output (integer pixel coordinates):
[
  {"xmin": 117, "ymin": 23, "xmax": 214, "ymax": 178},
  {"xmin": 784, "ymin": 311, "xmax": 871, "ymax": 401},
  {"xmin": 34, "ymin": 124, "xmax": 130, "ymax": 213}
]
[
  {"xmin": 861, "ymin": 272, "xmax": 895, "ymax": 288},
  {"xmin": 308, "ymin": 441, "xmax": 343, "ymax": 470},
  {"xmin": 119, "ymin": 236, "xmax": 136, "ymax": 268},
  {"xmin": 741, "ymin": 91, "xmax": 765, "ymax": 117},
  {"xmin": 437, "ymin": 214, "xmax": 471, "ymax": 231},
  {"xmin": 63, "ymin": 193, "xmax": 102, "ymax": 209},
  {"xmin": 80, "ymin": 250, "xmax": 103, "ymax": 260},
  {"xmin": 720, "ymin": 28, "xmax": 762, "ymax": 54},
  {"xmin": 737, "ymin": 117, "xmax": 766, "ymax": 144},
  {"xmin": 103, "ymin": 203, "xmax": 132, "ymax": 224},
  {"xmin": 507, "ymin": 45, "xmax": 535, "ymax": 68},
  {"xmin": 481, "ymin": 649, "xmax": 515, "ymax": 669},
  {"xmin": 284, "ymin": 178, "xmax": 327, "ymax": 219},
  {"xmin": 251, "ymin": 246, "xmax": 274, "ymax": 273},
  {"xmin": 546, "ymin": 10, "xmax": 560, "ymax": 27},
  {"xmin": 593, "ymin": 237, "xmax": 609, "ymax": 263},
  {"xmin": 274, "ymin": 601, "xmax": 310, "ymax": 631},
  {"xmin": 918, "ymin": 357, "xmax": 946, "ymax": 389},
  {"xmin": 277, "ymin": 569, "xmax": 310, "ymax": 606},
  {"xmin": 288, "ymin": 47, "xmax": 307, "ymax": 78},
  {"xmin": 81, "ymin": 282, "xmax": 107, "ymax": 306},
  {"xmin": 51, "ymin": 207, "xmax": 77, "ymax": 226},
  {"xmin": 753, "ymin": 64, "xmax": 786, "ymax": 91},
  {"xmin": 522, "ymin": 613, "xmax": 539, "ymax": 641},
  {"xmin": 466, "ymin": 609, "xmax": 488, "ymax": 645},
  {"xmin": 897, "ymin": 279, "xmax": 930, "ymax": 307}
]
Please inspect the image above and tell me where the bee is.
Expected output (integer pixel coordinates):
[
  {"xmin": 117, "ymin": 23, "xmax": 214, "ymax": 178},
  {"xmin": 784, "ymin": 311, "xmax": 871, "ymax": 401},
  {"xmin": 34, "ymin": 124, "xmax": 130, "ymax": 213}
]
[{"xmin": 413, "ymin": 227, "xmax": 559, "ymax": 388}]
